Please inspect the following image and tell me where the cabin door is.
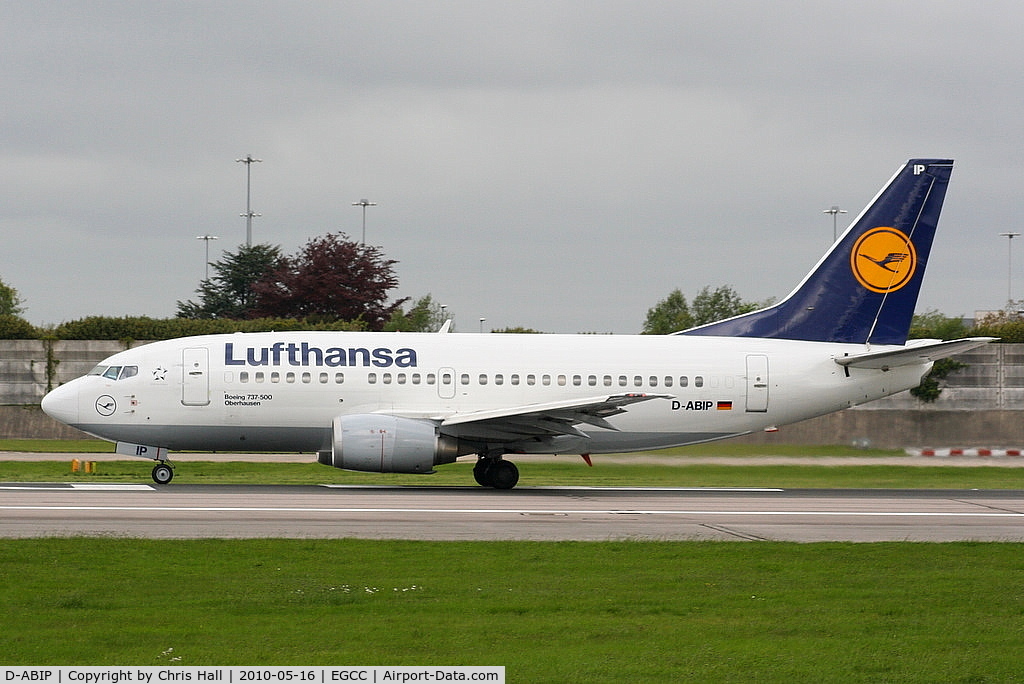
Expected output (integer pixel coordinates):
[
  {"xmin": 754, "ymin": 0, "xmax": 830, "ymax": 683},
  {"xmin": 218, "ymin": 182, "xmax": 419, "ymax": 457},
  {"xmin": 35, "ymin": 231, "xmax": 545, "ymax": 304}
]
[
  {"xmin": 745, "ymin": 354, "xmax": 769, "ymax": 412},
  {"xmin": 438, "ymin": 367, "xmax": 456, "ymax": 399},
  {"xmin": 182, "ymin": 347, "xmax": 211, "ymax": 406}
]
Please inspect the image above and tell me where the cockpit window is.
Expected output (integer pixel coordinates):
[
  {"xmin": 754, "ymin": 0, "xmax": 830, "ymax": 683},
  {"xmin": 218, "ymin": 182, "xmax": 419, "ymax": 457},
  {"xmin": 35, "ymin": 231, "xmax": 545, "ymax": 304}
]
[{"xmin": 90, "ymin": 365, "xmax": 139, "ymax": 380}]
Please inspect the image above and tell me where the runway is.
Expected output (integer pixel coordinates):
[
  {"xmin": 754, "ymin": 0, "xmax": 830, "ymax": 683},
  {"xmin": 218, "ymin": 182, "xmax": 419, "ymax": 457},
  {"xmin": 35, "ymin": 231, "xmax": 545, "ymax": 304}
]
[{"xmin": 2, "ymin": 483, "xmax": 1024, "ymax": 541}]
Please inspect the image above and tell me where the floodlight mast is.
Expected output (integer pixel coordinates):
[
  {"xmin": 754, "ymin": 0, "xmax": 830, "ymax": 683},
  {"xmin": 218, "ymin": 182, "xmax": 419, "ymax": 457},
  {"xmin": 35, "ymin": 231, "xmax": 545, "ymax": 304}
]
[
  {"xmin": 1000, "ymin": 232, "xmax": 1021, "ymax": 307},
  {"xmin": 195, "ymin": 235, "xmax": 219, "ymax": 280},
  {"xmin": 352, "ymin": 199, "xmax": 377, "ymax": 243},
  {"xmin": 823, "ymin": 205, "xmax": 847, "ymax": 242},
  {"xmin": 236, "ymin": 155, "xmax": 262, "ymax": 246}
]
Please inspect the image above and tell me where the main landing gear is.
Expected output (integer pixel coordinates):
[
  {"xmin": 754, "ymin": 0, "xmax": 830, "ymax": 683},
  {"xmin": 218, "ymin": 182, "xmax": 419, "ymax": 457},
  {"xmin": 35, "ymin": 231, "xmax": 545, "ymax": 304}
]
[
  {"xmin": 151, "ymin": 461, "xmax": 175, "ymax": 485},
  {"xmin": 473, "ymin": 456, "xmax": 519, "ymax": 490}
]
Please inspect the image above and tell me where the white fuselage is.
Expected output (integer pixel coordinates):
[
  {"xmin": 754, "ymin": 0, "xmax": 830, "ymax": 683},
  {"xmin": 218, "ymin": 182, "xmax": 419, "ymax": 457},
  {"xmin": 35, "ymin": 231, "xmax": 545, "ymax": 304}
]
[{"xmin": 42, "ymin": 331, "xmax": 929, "ymax": 455}]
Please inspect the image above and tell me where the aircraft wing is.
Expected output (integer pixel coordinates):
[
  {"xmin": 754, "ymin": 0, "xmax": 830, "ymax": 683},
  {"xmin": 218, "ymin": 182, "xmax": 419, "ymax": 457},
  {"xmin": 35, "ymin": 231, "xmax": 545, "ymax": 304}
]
[
  {"xmin": 834, "ymin": 337, "xmax": 996, "ymax": 370},
  {"xmin": 436, "ymin": 393, "xmax": 673, "ymax": 440}
]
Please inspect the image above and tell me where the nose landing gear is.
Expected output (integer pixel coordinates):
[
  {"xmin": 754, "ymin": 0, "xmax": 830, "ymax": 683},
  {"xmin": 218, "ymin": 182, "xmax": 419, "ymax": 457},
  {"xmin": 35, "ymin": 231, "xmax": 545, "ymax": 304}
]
[{"xmin": 151, "ymin": 461, "xmax": 175, "ymax": 485}]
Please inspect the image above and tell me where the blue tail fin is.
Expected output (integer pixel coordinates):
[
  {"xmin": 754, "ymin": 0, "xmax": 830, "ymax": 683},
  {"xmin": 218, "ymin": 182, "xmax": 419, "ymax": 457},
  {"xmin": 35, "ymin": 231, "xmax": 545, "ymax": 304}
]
[{"xmin": 680, "ymin": 159, "xmax": 954, "ymax": 345}]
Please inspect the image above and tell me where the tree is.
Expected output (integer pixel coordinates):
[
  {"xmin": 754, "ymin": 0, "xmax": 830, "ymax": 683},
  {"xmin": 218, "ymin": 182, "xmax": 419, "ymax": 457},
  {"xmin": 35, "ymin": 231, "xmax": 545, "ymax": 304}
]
[
  {"xmin": 177, "ymin": 244, "xmax": 283, "ymax": 319},
  {"xmin": 909, "ymin": 309, "xmax": 969, "ymax": 340},
  {"xmin": 642, "ymin": 285, "xmax": 761, "ymax": 334},
  {"xmin": 384, "ymin": 294, "xmax": 449, "ymax": 332},
  {"xmin": 641, "ymin": 289, "xmax": 692, "ymax": 334},
  {"xmin": 250, "ymin": 232, "xmax": 407, "ymax": 330},
  {"xmin": 0, "ymin": 277, "xmax": 25, "ymax": 317},
  {"xmin": 690, "ymin": 285, "xmax": 760, "ymax": 326}
]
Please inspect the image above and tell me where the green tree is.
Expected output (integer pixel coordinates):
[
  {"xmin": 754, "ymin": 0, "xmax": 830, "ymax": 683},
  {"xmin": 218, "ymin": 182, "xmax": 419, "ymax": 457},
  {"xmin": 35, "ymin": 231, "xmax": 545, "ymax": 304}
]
[
  {"xmin": 643, "ymin": 285, "xmax": 761, "ymax": 334},
  {"xmin": 909, "ymin": 309, "xmax": 969, "ymax": 340},
  {"xmin": 384, "ymin": 294, "xmax": 449, "ymax": 332},
  {"xmin": 642, "ymin": 289, "xmax": 692, "ymax": 334},
  {"xmin": 250, "ymin": 232, "xmax": 407, "ymax": 330},
  {"xmin": 177, "ymin": 243, "xmax": 283, "ymax": 319},
  {"xmin": 0, "ymin": 277, "xmax": 25, "ymax": 316},
  {"xmin": 690, "ymin": 285, "xmax": 760, "ymax": 326}
]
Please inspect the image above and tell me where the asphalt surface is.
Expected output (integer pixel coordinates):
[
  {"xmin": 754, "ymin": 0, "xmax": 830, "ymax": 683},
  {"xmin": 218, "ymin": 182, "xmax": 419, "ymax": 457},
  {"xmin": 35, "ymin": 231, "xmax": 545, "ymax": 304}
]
[{"xmin": 3, "ymin": 482, "xmax": 1023, "ymax": 542}]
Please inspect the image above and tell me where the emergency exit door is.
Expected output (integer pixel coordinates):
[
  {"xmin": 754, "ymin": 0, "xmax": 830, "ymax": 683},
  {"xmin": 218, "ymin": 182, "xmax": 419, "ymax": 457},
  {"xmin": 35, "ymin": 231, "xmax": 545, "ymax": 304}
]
[
  {"xmin": 745, "ymin": 354, "xmax": 769, "ymax": 412},
  {"xmin": 182, "ymin": 347, "xmax": 210, "ymax": 406}
]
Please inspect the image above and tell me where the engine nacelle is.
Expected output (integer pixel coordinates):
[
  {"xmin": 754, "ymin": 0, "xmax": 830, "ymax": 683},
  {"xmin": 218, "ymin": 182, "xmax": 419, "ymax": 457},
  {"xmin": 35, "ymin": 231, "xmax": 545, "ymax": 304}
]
[{"xmin": 318, "ymin": 414, "xmax": 461, "ymax": 474}]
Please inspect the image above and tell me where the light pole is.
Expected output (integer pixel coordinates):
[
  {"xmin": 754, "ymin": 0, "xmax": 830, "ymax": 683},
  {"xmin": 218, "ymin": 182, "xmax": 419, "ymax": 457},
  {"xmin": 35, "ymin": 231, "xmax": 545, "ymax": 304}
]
[
  {"xmin": 823, "ymin": 205, "xmax": 847, "ymax": 242},
  {"xmin": 1000, "ymin": 232, "xmax": 1021, "ymax": 307},
  {"xmin": 195, "ymin": 235, "xmax": 219, "ymax": 280},
  {"xmin": 352, "ymin": 199, "xmax": 377, "ymax": 243},
  {"xmin": 236, "ymin": 155, "xmax": 262, "ymax": 246},
  {"xmin": 479, "ymin": 318, "xmax": 486, "ymax": 333}
]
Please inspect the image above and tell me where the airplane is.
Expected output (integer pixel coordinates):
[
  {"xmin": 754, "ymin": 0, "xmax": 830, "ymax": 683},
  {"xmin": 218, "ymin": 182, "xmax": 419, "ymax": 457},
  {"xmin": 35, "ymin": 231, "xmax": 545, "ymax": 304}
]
[{"xmin": 41, "ymin": 158, "xmax": 993, "ymax": 488}]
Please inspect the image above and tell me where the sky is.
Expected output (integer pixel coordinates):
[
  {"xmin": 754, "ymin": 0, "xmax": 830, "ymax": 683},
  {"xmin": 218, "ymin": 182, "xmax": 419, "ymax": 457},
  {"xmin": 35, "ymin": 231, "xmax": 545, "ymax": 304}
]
[{"xmin": 2, "ymin": 1, "xmax": 1022, "ymax": 333}]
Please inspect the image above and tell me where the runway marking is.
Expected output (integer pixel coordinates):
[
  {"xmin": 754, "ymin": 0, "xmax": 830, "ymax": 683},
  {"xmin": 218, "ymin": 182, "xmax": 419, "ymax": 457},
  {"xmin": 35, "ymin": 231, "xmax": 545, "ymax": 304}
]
[
  {"xmin": 1, "ymin": 505, "xmax": 1022, "ymax": 518},
  {"xmin": 319, "ymin": 485, "xmax": 786, "ymax": 492},
  {"xmin": 0, "ymin": 484, "xmax": 154, "ymax": 491}
]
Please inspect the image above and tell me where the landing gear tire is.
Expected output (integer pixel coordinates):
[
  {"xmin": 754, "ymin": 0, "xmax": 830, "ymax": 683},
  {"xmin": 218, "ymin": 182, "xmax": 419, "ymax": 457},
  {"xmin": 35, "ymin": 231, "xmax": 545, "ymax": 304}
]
[
  {"xmin": 489, "ymin": 460, "xmax": 519, "ymax": 489},
  {"xmin": 152, "ymin": 462, "xmax": 174, "ymax": 485},
  {"xmin": 473, "ymin": 458, "xmax": 520, "ymax": 489},
  {"xmin": 473, "ymin": 458, "xmax": 492, "ymax": 487}
]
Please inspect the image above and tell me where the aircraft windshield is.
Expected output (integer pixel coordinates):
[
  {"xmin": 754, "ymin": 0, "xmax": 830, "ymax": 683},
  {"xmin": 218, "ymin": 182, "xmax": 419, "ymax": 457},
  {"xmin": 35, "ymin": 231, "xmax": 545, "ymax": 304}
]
[{"xmin": 88, "ymin": 365, "xmax": 139, "ymax": 380}]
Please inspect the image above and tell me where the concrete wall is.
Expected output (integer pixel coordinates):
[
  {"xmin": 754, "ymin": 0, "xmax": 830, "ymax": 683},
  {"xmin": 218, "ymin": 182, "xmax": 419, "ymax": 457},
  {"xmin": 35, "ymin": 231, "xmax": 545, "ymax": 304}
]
[{"xmin": 2, "ymin": 340, "xmax": 1022, "ymax": 445}]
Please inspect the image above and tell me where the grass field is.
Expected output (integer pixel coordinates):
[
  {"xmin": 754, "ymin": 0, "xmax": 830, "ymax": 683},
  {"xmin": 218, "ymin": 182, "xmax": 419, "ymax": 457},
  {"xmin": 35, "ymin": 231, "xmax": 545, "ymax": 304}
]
[
  {"xmin": 4, "ymin": 457, "xmax": 1024, "ymax": 489},
  {"xmin": 4, "ymin": 441, "xmax": 1024, "ymax": 680},
  {"xmin": 2, "ymin": 538, "xmax": 1023, "ymax": 681}
]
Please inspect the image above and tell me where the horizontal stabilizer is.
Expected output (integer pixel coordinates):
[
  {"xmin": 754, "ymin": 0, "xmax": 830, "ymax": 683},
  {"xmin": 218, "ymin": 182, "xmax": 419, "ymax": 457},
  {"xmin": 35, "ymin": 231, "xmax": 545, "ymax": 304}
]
[{"xmin": 834, "ymin": 337, "xmax": 996, "ymax": 370}]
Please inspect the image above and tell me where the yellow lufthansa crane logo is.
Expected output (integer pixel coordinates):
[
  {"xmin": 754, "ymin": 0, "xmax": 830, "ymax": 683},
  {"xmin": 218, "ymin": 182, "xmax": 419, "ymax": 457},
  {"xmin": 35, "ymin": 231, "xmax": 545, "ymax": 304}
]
[{"xmin": 850, "ymin": 227, "xmax": 917, "ymax": 293}]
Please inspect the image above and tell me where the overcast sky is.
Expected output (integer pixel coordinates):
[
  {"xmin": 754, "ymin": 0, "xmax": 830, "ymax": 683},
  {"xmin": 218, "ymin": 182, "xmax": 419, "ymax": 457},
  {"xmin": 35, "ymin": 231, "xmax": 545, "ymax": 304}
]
[{"xmin": 2, "ymin": 1, "xmax": 1021, "ymax": 333}]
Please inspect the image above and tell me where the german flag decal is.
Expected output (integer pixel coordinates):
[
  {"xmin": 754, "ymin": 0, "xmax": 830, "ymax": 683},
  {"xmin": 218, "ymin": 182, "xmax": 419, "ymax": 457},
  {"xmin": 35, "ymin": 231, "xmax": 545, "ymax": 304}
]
[{"xmin": 717, "ymin": 401, "xmax": 733, "ymax": 411}]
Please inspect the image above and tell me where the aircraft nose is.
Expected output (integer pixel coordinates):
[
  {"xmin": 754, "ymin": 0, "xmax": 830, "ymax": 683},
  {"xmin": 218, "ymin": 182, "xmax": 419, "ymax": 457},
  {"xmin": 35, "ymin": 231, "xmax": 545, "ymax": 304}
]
[{"xmin": 41, "ymin": 382, "xmax": 80, "ymax": 427}]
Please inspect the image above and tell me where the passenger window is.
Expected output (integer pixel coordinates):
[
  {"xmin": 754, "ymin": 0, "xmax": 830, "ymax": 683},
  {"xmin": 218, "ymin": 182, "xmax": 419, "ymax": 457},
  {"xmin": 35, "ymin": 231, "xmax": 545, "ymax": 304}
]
[
  {"xmin": 301, "ymin": 372, "xmax": 311, "ymax": 384},
  {"xmin": 240, "ymin": 371, "xmax": 249, "ymax": 383},
  {"xmin": 270, "ymin": 372, "xmax": 280, "ymax": 383},
  {"xmin": 495, "ymin": 374, "xmax": 504, "ymax": 386},
  {"xmin": 664, "ymin": 376, "xmax": 673, "ymax": 387},
  {"xmin": 695, "ymin": 376, "xmax": 704, "ymax": 387},
  {"xmin": 542, "ymin": 375, "xmax": 551, "ymax": 386},
  {"xmin": 649, "ymin": 376, "xmax": 658, "ymax": 387},
  {"xmin": 633, "ymin": 376, "xmax": 643, "ymax": 387},
  {"xmin": 397, "ymin": 373, "xmax": 407, "ymax": 384},
  {"xmin": 572, "ymin": 375, "xmax": 582, "ymax": 386},
  {"xmin": 383, "ymin": 373, "xmax": 392, "ymax": 384},
  {"xmin": 604, "ymin": 375, "xmax": 612, "ymax": 387},
  {"xmin": 479, "ymin": 374, "xmax": 488, "ymax": 385},
  {"xmin": 510, "ymin": 374, "xmax": 520, "ymax": 386},
  {"xmin": 255, "ymin": 372, "xmax": 265, "ymax": 383},
  {"xmin": 319, "ymin": 372, "xmax": 328, "ymax": 384},
  {"xmin": 588, "ymin": 375, "xmax": 597, "ymax": 386},
  {"xmin": 286, "ymin": 372, "xmax": 296, "ymax": 383},
  {"xmin": 335, "ymin": 373, "xmax": 345, "ymax": 384},
  {"xmin": 557, "ymin": 375, "xmax": 567, "ymax": 386},
  {"xmin": 367, "ymin": 373, "xmax": 377, "ymax": 384},
  {"xmin": 411, "ymin": 373, "xmax": 420, "ymax": 384},
  {"xmin": 618, "ymin": 375, "xmax": 627, "ymax": 387},
  {"xmin": 461, "ymin": 374, "xmax": 470, "ymax": 385},
  {"xmin": 679, "ymin": 376, "xmax": 689, "ymax": 387},
  {"xmin": 527, "ymin": 374, "xmax": 536, "ymax": 386}
]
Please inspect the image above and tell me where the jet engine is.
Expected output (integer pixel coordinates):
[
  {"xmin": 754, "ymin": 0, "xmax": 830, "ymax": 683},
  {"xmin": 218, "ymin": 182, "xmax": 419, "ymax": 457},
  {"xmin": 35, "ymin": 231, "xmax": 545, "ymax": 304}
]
[{"xmin": 318, "ymin": 414, "xmax": 462, "ymax": 474}]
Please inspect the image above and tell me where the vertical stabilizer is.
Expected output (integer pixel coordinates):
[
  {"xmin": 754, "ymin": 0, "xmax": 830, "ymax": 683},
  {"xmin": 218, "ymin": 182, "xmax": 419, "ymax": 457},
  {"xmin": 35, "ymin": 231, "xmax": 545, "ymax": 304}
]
[{"xmin": 680, "ymin": 159, "xmax": 953, "ymax": 344}]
